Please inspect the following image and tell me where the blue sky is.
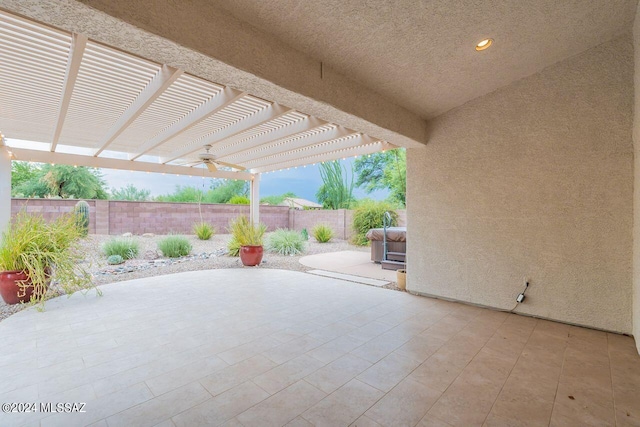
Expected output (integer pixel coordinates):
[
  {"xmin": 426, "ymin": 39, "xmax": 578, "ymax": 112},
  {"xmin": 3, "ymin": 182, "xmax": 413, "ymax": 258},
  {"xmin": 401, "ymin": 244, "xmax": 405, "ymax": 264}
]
[{"xmin": 102, "ymin": 158, "xmax": 388, "ymax": 202}]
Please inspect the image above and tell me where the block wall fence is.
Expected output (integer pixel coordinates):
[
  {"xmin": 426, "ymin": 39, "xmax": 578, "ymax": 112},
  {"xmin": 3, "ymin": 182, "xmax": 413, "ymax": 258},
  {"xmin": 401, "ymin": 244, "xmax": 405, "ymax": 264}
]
[{"xmin": 10, "ymin": 199, "xmax": 406, "ymax": 239}]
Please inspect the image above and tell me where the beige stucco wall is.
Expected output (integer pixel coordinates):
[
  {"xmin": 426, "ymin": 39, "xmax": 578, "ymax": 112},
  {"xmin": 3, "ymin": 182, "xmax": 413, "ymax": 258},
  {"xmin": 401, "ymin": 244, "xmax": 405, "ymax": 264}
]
[
  {"xmin": 407, "ymin": 35, "xmax": 634, "ymax": 334},
  {"xmin": 633, "ymin": 2, "xmax": 640, "ymax": 352}
]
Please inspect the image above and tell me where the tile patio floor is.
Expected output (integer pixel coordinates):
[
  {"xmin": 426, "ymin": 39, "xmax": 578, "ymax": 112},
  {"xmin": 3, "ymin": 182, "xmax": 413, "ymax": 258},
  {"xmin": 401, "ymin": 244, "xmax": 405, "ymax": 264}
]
[{"xmin": 0, "ymin": 269, "xmax": 638, "ymax": 427}]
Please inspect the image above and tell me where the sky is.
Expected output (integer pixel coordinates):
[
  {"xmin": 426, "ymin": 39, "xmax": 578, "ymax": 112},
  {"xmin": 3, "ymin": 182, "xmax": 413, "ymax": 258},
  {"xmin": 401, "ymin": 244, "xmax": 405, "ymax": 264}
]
[
  {"xmin": 102, "ymin": 158, "xmax": 389, "ymax": 202},
  {"xmin": 8, "ymin": 138, "xmax": 388, "ymax": 203}
]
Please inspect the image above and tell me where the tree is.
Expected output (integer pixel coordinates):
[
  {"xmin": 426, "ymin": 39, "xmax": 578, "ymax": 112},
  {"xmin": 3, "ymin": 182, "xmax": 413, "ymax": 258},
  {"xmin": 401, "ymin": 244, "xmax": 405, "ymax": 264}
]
[
  {"xmin": 205, "ymin": 179, "xmax": 249, "ymax": 204},
  {"xmin": 354, "ymin": 148, "xmax": 406, "ymax": 206},
  {"xmin": 316, "ymin": 160, "xmax": 355, "ymax": 209},
  {"xmin": 13, "ymin": 164, "xmax": 108, "ymax": 199},
  {"xmin": 155, "ymin": 180, "xmax": 249, "ymax": 204},
  {"xmin": 110, "ymin": 184, "xmax": 151, "ymax": 201},
  {"xmin": 10, "ymin": 161, "xmax": 40, "ymax": 195},
  {"xmin": 155, "ymin": 186, "xmax": 203, "ymax": 203}
]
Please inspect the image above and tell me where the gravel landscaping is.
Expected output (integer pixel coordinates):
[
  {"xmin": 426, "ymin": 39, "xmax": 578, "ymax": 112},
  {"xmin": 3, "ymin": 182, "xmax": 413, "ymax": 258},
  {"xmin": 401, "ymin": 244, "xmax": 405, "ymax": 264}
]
[{"xmin": 1, "ymin": 233, "xmax": 400, "ymax": 321}]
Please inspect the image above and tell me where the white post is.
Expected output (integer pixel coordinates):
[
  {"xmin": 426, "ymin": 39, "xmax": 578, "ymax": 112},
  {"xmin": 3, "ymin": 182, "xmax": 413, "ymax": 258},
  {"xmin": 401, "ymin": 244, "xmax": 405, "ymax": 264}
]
[
  {"xmin": 250, "ymin": 173, "xmax": 260, "ymax": 226},
  {"xmin": 0, "ymin": 139, "xmax": 11, "ymax": 237}
]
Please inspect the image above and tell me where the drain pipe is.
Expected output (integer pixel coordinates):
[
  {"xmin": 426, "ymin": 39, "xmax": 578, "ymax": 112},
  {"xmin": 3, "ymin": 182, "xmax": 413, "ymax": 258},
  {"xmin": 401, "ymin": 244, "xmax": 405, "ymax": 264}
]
[{"xmin": 383, "ymin": 211, "xmax": 392, "ymax": 262}]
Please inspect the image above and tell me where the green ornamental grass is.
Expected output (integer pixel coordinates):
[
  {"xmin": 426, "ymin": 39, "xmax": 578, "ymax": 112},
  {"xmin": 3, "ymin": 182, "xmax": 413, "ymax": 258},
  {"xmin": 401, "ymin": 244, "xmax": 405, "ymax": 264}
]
[
  {"xmin": 0, "ymin": 211, "xmax": 98, "ymax": 306},
  {"xmin": 158, "ymin": 235, "xmax": 192, "ymax": 258},
  {"xmin": 193, "ymin": 222, "xmax": 215, "ymax": 240},
  {"xmin": 102, "ymin": 238, "xmax": 139, "ymax": 260},
  {"xmin": 266, "ymin": 229, "xmax": 306, "ymax": 256},
  {"xmin": 312, "ymin": 224, "xmax": 334, "ymax": 243}
]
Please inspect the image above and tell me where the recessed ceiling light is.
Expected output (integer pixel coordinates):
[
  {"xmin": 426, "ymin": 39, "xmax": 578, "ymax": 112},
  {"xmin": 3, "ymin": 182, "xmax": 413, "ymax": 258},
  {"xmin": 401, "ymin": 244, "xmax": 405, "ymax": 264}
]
[{"xmin": 475, "ymin": 38, "xmax": 493, "ymax": 51}]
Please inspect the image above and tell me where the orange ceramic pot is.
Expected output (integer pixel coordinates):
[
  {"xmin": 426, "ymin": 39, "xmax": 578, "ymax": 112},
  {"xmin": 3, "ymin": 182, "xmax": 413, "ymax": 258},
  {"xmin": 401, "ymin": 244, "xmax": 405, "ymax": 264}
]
[
  {"xmin": 0, "ymin": 270, "xmax": 49, "ymax": 304},
  {"xmin": 239, "ymin": 245, "xmax": 263, "ymax": 266}
]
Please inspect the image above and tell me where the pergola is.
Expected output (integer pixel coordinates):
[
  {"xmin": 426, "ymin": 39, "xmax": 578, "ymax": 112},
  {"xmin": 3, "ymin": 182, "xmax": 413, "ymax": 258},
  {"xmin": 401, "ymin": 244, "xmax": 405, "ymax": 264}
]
[{"xmin": 0, "ymin": 10, "xmax": 397, "ymax": 232}]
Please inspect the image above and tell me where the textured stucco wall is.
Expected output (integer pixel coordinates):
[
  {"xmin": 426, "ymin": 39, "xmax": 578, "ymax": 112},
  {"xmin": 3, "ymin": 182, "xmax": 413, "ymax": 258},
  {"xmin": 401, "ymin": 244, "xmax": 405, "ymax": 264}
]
[
  {"xmin": 633, "ymin": 2, "xmax": 640, "ymax": 351},
  {"xmin": 407, "ymin": 35, "xmax": 634, "ymax": 333}
]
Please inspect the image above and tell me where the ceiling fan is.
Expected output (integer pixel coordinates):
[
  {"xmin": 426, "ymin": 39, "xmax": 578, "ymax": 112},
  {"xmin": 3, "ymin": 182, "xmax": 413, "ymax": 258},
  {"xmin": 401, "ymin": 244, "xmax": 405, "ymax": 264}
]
[{"xmin": 179, "ymin": 145, "xmax": 246, "ymax": 172}]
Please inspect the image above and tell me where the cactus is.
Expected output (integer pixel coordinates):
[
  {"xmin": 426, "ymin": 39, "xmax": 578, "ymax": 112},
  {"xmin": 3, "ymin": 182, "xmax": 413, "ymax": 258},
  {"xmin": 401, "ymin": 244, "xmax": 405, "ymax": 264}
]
[
  {"xmin": 107, "ymin": 255, "xmax": 124, "ymax": 265},
  {"xmin": 74, "ymin": 200, "xmax": 90, "ymax": 236},
  {"xmin": 301, "ymin": 228, "xmax": 309, "ymax": 241}
]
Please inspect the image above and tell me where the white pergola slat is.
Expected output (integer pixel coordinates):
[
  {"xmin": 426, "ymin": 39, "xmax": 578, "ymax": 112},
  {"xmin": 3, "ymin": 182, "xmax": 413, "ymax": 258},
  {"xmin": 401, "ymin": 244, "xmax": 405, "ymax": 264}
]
[
  {"xmin": 160, "ymin": 103, "xmax": 293, "ymax": 164},
  {"xmin": 92, "ymin": 65, "xmax": 184, "ymax": 156},
  {"xmin": 129, "ymin": 86, "xmax": 245, "ymax": 160},
  {"xmin": 0, "ymin": 9, "xmax": 397, "ymax": 178}
]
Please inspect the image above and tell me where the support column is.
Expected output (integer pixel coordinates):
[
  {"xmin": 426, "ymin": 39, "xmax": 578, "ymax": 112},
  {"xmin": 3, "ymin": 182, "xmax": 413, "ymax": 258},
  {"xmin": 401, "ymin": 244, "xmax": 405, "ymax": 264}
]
[
  {"xmin": 249, "ymin": 174, "xmax": 260, "ymax": 226},
  {"xmin": 0, "ymin": 139, "xmax": 11, "ymax": 236}
]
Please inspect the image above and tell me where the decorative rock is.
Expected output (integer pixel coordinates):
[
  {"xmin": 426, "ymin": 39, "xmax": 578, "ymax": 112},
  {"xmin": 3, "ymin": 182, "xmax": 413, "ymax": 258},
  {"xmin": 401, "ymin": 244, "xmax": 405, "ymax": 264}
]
[
  {"xmin": 122, "ymin": 232, "xmax": 133, "ymax": 237},
  {"xmin": 143, "ymin": 250, "xmax": 159, "ymax": 260},
  {"xmin": 94, "ymin": 250, "xmax": 232, "ymax": 277},
  {"xmin": 142, "ymin": 233, "xmax": 155, "ymax": 238}
]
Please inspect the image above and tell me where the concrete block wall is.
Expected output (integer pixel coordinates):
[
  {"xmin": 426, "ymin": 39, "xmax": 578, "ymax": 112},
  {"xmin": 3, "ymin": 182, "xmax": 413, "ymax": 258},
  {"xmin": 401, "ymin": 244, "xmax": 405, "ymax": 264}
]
[
  {"xmin": 11, "ymin": 199, "xmax": 97, "ymax": 234},
  {"xmin": 9, "ymin": 199, "xmax": 405, "ymax": 238},
  {"xmin": 106, "ymin": 202, "xmax": 289, "ymax": 235}
]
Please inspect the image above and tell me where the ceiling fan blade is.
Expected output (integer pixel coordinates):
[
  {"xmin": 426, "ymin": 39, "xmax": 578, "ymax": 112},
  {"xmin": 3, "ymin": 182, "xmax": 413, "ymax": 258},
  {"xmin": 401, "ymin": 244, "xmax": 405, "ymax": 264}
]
[
  {"xmin": 205, "ymin": 161, "xmax": 217, "ymax": 172},
  {"xmin": 214, "ymin": 160, "xmax": 246, "ymax": 170}
]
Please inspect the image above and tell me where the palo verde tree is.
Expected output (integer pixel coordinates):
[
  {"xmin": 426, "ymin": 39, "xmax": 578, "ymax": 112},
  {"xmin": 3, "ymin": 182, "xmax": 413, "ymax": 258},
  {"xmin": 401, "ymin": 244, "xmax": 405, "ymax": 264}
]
[
  {"xmin": 354, "ymin": 148, "xmax": 406, "ymax": 207},
  {"xmin": 12, "ymin": 163, "xmax": 108, "ymax": 199},
  {"xmin": 316, "ymin": 160, "xmax": 355, "ymax": 209}
]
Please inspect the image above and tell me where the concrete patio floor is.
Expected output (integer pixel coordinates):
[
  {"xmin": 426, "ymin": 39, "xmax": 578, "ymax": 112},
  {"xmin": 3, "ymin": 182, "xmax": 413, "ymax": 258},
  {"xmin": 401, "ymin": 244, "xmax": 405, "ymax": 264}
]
[{"xmin": 0, "ymin": 269, "xmax": 638, "ymax": 427}]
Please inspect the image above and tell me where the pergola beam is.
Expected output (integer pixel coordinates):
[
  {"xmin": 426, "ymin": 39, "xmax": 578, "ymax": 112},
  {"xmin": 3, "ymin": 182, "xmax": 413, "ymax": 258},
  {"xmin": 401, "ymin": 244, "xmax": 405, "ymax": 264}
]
[
  {"xmin": 9, "ymin": 147, "xmax": 254, "ymax": 180},
  {"xmin": 161, "ymin": 103, "xmax": 292, "ymax": 164},
  {"xmin": 129, "ymin": 87, "xmax": 246, "ymax": 160},
  {"xmin": 93, "ymin": 65, "xmax": 183, "ymax": 156},
  {"xmin": 215, "ymin": 116, "xmax": 327, "ymax": 161},
  {"xmin": 50, "ymin": 32, "xmax": 86, "ymax": 152},
  {"xmin": 250, "ymin": 173, "xmax": 260, "ymax": 226}
]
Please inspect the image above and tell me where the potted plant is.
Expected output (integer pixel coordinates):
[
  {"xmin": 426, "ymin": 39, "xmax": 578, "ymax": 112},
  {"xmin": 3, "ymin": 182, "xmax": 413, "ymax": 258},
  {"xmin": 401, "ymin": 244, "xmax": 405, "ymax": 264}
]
[
  {"xmin": 228, "ymin": 215, "xmax": 267, "ymax": 266},
  {"xmin": 0, "ymin": 211, "xmax": 96, "ymax": 306}
]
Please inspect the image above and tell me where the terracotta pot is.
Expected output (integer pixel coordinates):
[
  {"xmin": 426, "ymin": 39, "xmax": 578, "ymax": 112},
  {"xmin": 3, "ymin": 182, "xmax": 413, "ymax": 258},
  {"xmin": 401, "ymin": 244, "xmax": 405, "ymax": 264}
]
[
  {"xmin": 240, "ymin": 245, "xmax": 263, "ymax": 266},
  {"xmin": 0, "ymin": 270, "xmax": 50, "ymax": 305}
]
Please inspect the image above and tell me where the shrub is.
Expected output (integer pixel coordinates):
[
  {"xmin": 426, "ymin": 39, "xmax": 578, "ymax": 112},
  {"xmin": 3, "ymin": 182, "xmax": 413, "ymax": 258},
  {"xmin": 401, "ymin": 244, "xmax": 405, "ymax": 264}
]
[
  {"xmin": 227, "ymin": 237, "xmax": 241, "ymax": 257},
  {"xmin": 228, "ymin": 195, "xmax": 250, "ymax": 205},
  {"xmin": 228, "ymin": 216, "xmax": 266, "ymax": 246},
  {"xmin": 107, "ymin": 255, "xmax": 124, "ymax": 265},
  {"xmin": 351, "ymin": 200, "xmax": 398, "ymax": 246},
  {"xmin": 158, "ymin": 235, "xmax": 192, "ymax": 258},
  {"xmin": 301, "ymin": 228, "xmax": 309, "ymax": 241},
  {"xmin": 102, "ymin": 238, "xmax": 139, "ymax": 260},
  {"xmin": 312, "ymin": 224, "xmax": 334, "ymax": 243},
  {"xmin": 266, "ymin": 229, "xmax": 306, "ymax": 256},
  {"xmin": 193, "ymin": 222, "xmax": 215, "ymax": 240}
]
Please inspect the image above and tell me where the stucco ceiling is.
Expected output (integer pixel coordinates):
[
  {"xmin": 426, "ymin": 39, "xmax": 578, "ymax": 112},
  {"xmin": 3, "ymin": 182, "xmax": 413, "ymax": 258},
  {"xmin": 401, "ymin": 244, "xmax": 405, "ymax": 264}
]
[{"xmin": 211, "ymin": 0, "xmax": 637, "ymax": 119}]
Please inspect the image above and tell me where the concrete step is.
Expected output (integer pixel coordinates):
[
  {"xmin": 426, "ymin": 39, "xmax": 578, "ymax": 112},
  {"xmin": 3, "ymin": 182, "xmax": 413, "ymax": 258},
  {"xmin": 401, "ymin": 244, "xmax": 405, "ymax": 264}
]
[
  {"xmin": 386, "ymin": 251, "xmax": 406, "ymax": 261},
  {"xmin": 381, "ymin": 260, "xmax": 406, "ymax": 271}
]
